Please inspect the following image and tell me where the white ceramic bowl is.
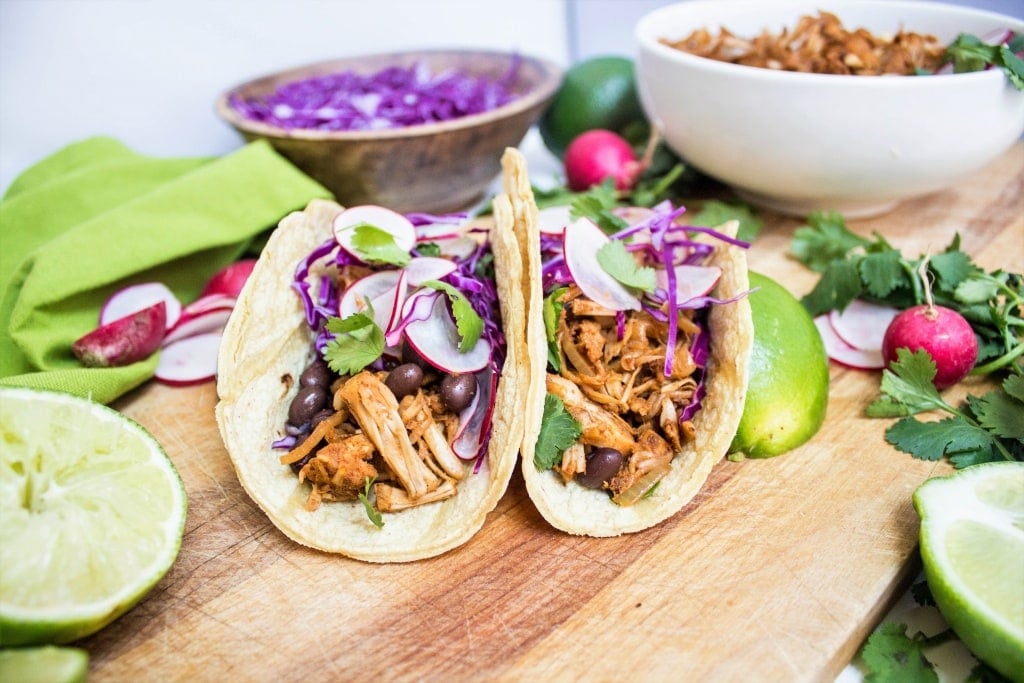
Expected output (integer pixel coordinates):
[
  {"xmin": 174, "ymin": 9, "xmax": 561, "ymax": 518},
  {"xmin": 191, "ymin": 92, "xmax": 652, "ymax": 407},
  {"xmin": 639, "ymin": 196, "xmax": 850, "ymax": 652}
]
[{"xmin": 635, "ymin": 0, "xmax": 1024, "ymax": 217}]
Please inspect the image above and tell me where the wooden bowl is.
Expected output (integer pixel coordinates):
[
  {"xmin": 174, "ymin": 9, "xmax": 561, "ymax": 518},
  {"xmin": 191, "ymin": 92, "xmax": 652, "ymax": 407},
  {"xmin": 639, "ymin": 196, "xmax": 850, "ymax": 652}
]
[{"xmin": 216, "ymin": 50, "xmax": 562, "ymax": 214}]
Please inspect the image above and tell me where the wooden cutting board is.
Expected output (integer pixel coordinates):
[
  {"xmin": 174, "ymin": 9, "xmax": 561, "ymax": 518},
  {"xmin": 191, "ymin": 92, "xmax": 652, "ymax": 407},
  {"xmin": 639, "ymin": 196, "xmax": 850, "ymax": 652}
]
[{"xmin": 88, "ymin": 143, "xmax": 1022, "ymax": 682}]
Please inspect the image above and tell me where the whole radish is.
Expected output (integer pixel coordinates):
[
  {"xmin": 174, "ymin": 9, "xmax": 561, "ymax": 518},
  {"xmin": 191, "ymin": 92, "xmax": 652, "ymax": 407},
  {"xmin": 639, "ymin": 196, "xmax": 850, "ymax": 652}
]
[
  {"xmin": 881, "ymin": 259, "xmax": 978, "ymax": 389},
  {"xmin": 563, "ymin": 129, "xmax": 644, "ymax": 192}
]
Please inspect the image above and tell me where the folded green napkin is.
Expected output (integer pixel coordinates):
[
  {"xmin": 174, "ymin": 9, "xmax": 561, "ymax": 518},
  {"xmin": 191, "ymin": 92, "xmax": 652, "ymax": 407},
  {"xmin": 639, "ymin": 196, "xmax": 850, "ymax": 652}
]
[{"xmin": 0, "ymin": 136, "xmax": 331, "ymax": 404}]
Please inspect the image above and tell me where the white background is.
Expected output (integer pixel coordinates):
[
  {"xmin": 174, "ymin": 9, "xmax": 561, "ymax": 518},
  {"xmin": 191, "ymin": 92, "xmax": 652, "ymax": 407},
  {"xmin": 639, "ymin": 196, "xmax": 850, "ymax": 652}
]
[{"xmin": 2, "ymin": 0, "xmax": 1020, "ymax": 193}]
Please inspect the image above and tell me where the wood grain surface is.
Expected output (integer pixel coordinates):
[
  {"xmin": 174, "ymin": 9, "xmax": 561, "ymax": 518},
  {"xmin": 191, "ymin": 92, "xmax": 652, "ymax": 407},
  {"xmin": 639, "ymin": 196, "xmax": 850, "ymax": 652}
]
[{"xmin": 91, "ymin": 142, "xmax": 1023, "ymax": 682}]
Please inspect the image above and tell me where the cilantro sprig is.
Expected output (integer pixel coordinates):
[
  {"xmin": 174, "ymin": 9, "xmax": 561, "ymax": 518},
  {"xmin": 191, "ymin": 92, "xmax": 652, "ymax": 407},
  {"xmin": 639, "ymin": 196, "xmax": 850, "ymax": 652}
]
[
  {"xmin": 596, "ymin": 240, "xmax": 657, "ymax": 293},
  {"xmin": 792, "ymin": 211, "xmax": 1024, "ymax": 376},
  {"xmin": 939, "ymin": 32, "xmax": 1024, "ymax": 90},
  {"xmin": 358, "ymin": 476, "xmax": 384, "ymax": 529},
  {"xmin": 349, "ymin": 224, "xmax": 411, "ymax": 266},
  {"xmin": 534, "ymin": 393, "xmax": 582, "ymax": 470},
  {"xmin": 867, "ymin": 349, "xmax": 1023, "ymax": 468},
  {"xmin": 422, "ymin": 280, "xmax": 484, "ymax": 352},
  {"xmin": 322, "ymin": 310, "xmax": 385, "ymax": 376}
]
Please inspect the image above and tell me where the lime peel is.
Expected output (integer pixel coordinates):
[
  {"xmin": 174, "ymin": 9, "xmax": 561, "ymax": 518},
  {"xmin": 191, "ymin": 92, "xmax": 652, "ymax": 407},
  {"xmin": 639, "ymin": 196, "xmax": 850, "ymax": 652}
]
[{"xmin": 914, "ymin": 461, "xmax": 1024, "ymax": 681}]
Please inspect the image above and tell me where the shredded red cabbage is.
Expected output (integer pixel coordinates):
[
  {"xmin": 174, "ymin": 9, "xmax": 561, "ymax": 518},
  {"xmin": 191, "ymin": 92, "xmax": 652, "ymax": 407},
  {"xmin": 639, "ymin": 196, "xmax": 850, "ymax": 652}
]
[{"xmin": 231, "ymin": 59, "xmax": 522, "ymax": 132}]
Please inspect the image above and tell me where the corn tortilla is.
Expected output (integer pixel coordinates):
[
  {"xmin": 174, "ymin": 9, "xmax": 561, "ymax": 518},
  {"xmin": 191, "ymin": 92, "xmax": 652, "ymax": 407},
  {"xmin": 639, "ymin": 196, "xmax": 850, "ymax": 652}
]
[
  {"xmin": 215, "ymin": 152, "xmax": 527, "ymax": 562},
  {"xmin": 508, "ymin": 152, "xmax": 754, "ymax": 536}
]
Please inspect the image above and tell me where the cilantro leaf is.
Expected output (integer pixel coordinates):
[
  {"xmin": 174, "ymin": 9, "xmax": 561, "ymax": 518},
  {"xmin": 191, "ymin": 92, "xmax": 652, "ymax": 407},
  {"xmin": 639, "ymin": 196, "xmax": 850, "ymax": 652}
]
[
  {"xmin": 868, "ymin": 348, "xmax": 949, "ymax": 416},
  {"xmin": 322, "ymin": 311, "xmax": 385, "ymax": 375},
  {"xmin": 350, "ymin": 224, "xmax": 411, "ymax": 266},
  {"xmin": 801, "ymin": 258, "xmax": 865, "ymax": 316},
  {"xmin": 596, "ymin": 240, "xmax": 656, "ymax": 293},
  {"xmin": 358, "ymin": 476, "xmax": 384, "ymax": 529},
  {"xmin": 690, "ymin": 200, "xmax": 763, "ymax": 243},
  {"xmin": 943, "ymin": 33, "xmax": 1024, "ymax": 90},
  {"xmin": 415, "ymin": 242, "xmax": 442, "ymax": 257},
  {"xmin": 885, "ymin": 415, "xmax": 999, "ymax": 463},
  {"xmin": 969, "ymin": 387, "xmax": 1024, "ymax": 440},
  {"xmin": 860, "ymin": 622, "xmax": 937, "ymax": 683},
  {"xmin": 422, "ymin": 280, "xmax": 484, "ymax": 353},
  {"xmin": 543, "ymin": 287, "xmax": 567, "ymax": 372},
  {"xmin": 534, "ymin": 393, "xmax": 582, "ymax": 470},
  {"xmin": 859, "ymin": 250, "xmax": 907, "ymax": 299},
  {"xmin": 790, "ymin": 211, "xmax": 871, "ymax": 273},
  {"xmin": 571, "ymin": 182, "xmax": 629, "ymax": 234}
]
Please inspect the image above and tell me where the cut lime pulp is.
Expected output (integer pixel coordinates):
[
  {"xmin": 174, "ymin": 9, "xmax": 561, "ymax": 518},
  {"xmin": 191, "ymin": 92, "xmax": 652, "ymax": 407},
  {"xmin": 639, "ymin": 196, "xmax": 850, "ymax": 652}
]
[
  {"xmin": 0, "ymin": 645, "xmax": 89, "ymax": 683},
  {"xmin": 0, "ymin": 387, "xmax": 187, "ymax": 646},
  {"xmin": 914, "ymin": 461, "xmax": 1024, "ymax": 682}
]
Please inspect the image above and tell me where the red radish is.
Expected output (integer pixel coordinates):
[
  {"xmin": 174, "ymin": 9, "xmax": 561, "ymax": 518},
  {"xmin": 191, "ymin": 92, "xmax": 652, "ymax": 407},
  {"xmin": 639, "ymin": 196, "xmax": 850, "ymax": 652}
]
[
  {"xmin": 429, "ymin": 236, "xmax": 478, "ymax": 260},
  {"xmin": 828, "ymin": 299, "xmax": 900, "ymax": 353},
  {"xmin": 155, "ymin": 331, "xmax": 222, "ymax": 386},
  {"xmin": 178, "ymin": 293, "xmax": 236, "ymax": 317},
  {"xmin": 881, "ymin": 258, "xmax": 979, "ymax": 390},
  {"xmin": 537, "ymin": 205, "xmax": 572, "ymax": 236},
  {"xmin": 452, "ymin": 366, "xmax": 496, "ymax": 460},
  {"xmin": 814, "ymin": 314, "xmax": 885, "ymax": 370},
  {"xmin": 563, "ymin": 217, "xmax": 641, "ymax": 311},
  {"xmin": 564, "ymin": 129, "xmax": 643, "ymax": 192},
  {"xmin": 881, "ymin": 305, "xmax": 978, "ymax": 389},
  {"xmin": 200, "ymin": 259, "xmax": 257, "ymax": 299},
  {"xmin": 100, "ymin": 282, "xmax": 181, "ymax": 329},
  {"xmin": 404, "ymin": 256, "xmax": 457, "ymax": 286},
  {"xmin": 73, "ymin": 301, "xmax": 167, "ymax": 367},
  {"xmin": 338, "ymin": 270, "xmax": 402, "ymax": 320},
  {"xmin": 655, "ymin": 265, "xmax": 722, "ymax": 306}
]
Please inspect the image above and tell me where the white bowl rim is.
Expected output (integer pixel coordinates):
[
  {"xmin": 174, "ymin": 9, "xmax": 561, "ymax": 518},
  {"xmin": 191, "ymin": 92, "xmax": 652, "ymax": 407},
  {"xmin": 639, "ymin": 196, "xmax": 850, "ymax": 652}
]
[
  {"xmin": 216, "ymin": 48, "xmax": 564, "ymax": 142},
  {"xmin": 635, "ymin": 0, "xmax": 1024, "ymax": 88}
]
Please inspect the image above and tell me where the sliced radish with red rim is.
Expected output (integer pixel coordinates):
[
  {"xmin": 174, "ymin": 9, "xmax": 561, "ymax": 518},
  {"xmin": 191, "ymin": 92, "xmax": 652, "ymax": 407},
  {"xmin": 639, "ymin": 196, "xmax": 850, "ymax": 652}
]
[
  {"xmin": 814, "ymin": 315, "xmax": 884, "ymax": 370},
  {"xmin": 828, "ymin": 299, "xmax": 899, "ymax": 352},
  {"xmin": 155, "ymin": 331, "xmax": 222, "ymax": 386},
  {"xmin": 430, "ymin": 235, "xmax": 479, "ymax": 260},
  {"xmin": 200, "ymin": 259, "xmax": 257, "ymax": 299},
  {"xmin": 162, "ymin": 307, "xmax": 232, "ymax": 346},
  {"xmin": 338, "ymin": 270, "xmax": 402, "ymax": 319},
  {"xmin": 563, "ymin": 217, "xmax": 641, "ymax": 312},
  {"xmin": 452, "ymin": 366, "xmax": 496, "ymax": 460},
  {"xmin": 333, "ymin": 205, "xmax": 416, "ymax": 260},
  {"xmin": 404, "ymin": 256, "xmax": 457, "ymax": 286},
  {"xmin": 100, "ymin": 282, "xmax": 182, "ymax": 329},
  {"xmin": 537, "ymin": 205, "xmax": 572, "ymax": 236},
  {"xmin": 655, "ymin": 265, "xmax": 722, "ymax": 306},
  {"xmin": 403, "ymin": 293, "xmax": 490, "ymax": 374}
]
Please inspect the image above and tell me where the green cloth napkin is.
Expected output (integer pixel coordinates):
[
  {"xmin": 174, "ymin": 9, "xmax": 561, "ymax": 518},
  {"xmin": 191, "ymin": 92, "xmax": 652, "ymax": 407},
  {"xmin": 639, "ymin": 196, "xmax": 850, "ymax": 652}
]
[{"xmin": 0, "ymin": 136, "xmax": 331, "ymax": 404}]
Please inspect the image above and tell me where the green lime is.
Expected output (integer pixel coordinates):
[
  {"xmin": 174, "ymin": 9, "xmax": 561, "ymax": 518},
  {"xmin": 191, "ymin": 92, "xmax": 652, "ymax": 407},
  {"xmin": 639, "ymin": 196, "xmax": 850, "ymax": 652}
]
[
  {"xmin": 538, "ymin": 55, "xmax": 646, "ymax": 159},
  {"xmin": 0, "ymin": 387, "xmax": 187, "ymax": 646},
  {"xmin": 914, "ymin": 461, "xmax": 1024, "ymax": 681},
  {"xmin": 0, "ymin": 646, "xmax": 89, "ymax": 683},
  {"xmin": 729, "ymin": 271, "xmax": 829, "ymax": 458}
]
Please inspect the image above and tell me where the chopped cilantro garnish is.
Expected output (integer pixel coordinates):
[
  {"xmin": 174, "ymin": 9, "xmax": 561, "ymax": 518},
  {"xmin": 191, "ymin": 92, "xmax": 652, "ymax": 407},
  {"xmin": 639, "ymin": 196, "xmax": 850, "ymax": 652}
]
[
  {"xmin": 860, "ymin": 622, "xmax": 937, "ymax": 683},
  {"xmin": 534, "ymin": 393, "xmax": 582, "ymax": 470},
  {"xmin": 322, "ymin": 310, "xmax": 385, "ymax": 376},
  {"xmin": 942, "ymin": 32, "xmax": 1024, "ymax": 90},
  {"xmin": 597, "ymin": 240, "xmax": 656, "ymax": 293},
  {"xmin": 690, "ymin": 199, "xmax": 764, "ymax": 243},
  {"xmin": 422, "ymin": 280, "xmax": 484, "ymax": 352},
  {"xmin": 358, "ymin": 476, "xmax": 384, "ymax": 529},
  {"xmin": 350, "ymin": 223, "xmax": 411, "ymax": 266},
  {"xmin": 543, "ymin": 287, "xmax": 567, "ymax": 372}
]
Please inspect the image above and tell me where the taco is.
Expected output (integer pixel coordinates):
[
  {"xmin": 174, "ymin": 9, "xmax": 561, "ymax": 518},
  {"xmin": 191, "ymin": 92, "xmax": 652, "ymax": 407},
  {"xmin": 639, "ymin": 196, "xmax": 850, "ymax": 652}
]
[
  {"xmin": 506, "ymin": 152, "xmax": 754, "ymax": 537},
  {"xmin": 215, "ymin": 150, "xmax": 529, "ymax": 562}
]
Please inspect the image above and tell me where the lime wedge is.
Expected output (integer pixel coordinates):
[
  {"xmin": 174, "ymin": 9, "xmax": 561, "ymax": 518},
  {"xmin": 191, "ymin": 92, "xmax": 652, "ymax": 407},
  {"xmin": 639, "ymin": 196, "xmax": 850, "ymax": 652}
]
[
  {"xmin": 914, "ymin": 461, "xmax": 1024, "ymax": 681},
  {"xmin": 0, "ymin": 387, "xmax": 187, "ymax": 646},
  {"xmin": 0, "ymin": 646, "xmax": 88, "ymax": 683}
]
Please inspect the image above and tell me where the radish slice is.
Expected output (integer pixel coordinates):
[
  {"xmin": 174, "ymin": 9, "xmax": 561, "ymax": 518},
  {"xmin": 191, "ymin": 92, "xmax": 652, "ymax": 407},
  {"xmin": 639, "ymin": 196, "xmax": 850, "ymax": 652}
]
[
  {"xmin": 828, "ymin": 300, "xmax": 899, "ymax": 352},
  {"xmin": 403, "ymin": 293, "xmax": 490, "ymax": 374},
  {"xmin": 333, "ymin": 205, "xmax": 416, "ymax": 259},
  {"xmin": 200, "ymin": 259, "xmax": 257, "ymax": 299},
  {"xmin": 338, "ymin": 271, "xmax": 402, "ymax": 320},
  {"xmin": 656, "ymin": 265, "xmax": 722, "ymax": 306},
  {"xmin": 612, "ymin": 206, "xmax": 655, "ymax": 226},
  {"xmin": 430, "ymin": 235, "xmax": 479, "ymax": 260},
  {"xmin": 415, "ymin": 220, "xmax": 466, "ymax": 241},
  {"xmin": 563, "ymin": 217, "xmax": 641, "ymax": 311},
  {"xmin": 452, "ymin": 366, "xmax": 496, "ymax": 460},
  {"xmin": 404, "ymin": 256, "xmax": 457, "ymax": 286},
  {"xmin": 162, "ymin": 307, "xmax": 232, "ymax": 346},
  {"xmin": 537, "ymin": 205, "xmax": 572, "ymax": 235},
  {"xmin": 370, "ymin": 270, "xmax": 407, "ymax": 336},
  {"xmin": 155, "ymin": 331, "xmax": 222, "ymax": 386},
  {"xmin": 181, "ymin": 293, "xmax": 236, "ymax": 316},
  {"xmin": 386, "ymin": 288, "xmax": 437, "ymax": 348},
  {"xmin": 100, "ymin": 282, "xmax": 182, "ymax": 329},
  {"xmin": 814, "ymin": 315, "xmax": 884, "ymax": 370}
]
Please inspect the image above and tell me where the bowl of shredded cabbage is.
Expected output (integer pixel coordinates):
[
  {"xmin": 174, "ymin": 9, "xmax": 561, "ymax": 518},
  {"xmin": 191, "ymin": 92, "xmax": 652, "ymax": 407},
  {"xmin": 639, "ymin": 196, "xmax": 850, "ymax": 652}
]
[
  {"xmin": 217, "ymin": 49, "xmax": 562, "ymax": 213},
  {"xmin": 635, "ymin": 0, "xmax": 1024, "ymax": 218}
]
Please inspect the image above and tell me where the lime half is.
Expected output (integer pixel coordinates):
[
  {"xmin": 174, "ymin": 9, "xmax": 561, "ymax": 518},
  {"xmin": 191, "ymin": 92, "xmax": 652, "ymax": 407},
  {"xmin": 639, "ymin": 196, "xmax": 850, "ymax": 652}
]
[
  {"xmin": 914, "ymin": 461, "xmax": 1024, "ymax": 682},
  {"xmin": 0, "ymin": 387, "xmax": 187, "ymax": 646},
  {"xmin": 0, "ymin": 645, "xmax": 89, "ymax": 683}
]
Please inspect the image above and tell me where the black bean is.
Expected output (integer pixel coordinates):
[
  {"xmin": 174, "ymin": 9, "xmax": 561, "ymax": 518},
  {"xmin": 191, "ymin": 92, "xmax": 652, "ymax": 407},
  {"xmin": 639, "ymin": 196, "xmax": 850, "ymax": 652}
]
[
  {"xmin": 309, "ymin": 408, "xmax": 334, "ymax": 430},
  {"xmin": 440, "ymin": 374, "xmax": 477, "ymax": 412},
  {"xmin": 300, "ymin": 357, "xmax": 332, "ymax": 388},
  {"xmin": 400, "ymin": 343, "xmax": 431, "ymax": 371},
  {"xmin": 385, "ymin": 363, "xmax": 424, "ymax": 400},
  {"xmin": 288, "ymin": 385, "xmax": 327, "ymax": 426},
  {"xmin": 577, "ymin": 447, "xmax": 624, "ymax": 489}
]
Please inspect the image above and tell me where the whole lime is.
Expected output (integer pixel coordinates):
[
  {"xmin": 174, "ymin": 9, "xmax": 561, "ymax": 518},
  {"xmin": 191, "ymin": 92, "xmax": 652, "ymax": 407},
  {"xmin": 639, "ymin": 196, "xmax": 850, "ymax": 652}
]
[
  {"xmin": 729, "ymin": 271, "xmax": 829, "ymax": 458},
  {"xmin": 538, "ymin": 55, "xmax": 646, "ymax": 159}
]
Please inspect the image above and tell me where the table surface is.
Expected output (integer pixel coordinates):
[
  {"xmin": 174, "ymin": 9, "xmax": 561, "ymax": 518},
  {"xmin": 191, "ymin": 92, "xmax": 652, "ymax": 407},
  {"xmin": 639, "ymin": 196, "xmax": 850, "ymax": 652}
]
[{"xmin": 88, "ymin": 136, "xmax": 1022, "ymax": 682}]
